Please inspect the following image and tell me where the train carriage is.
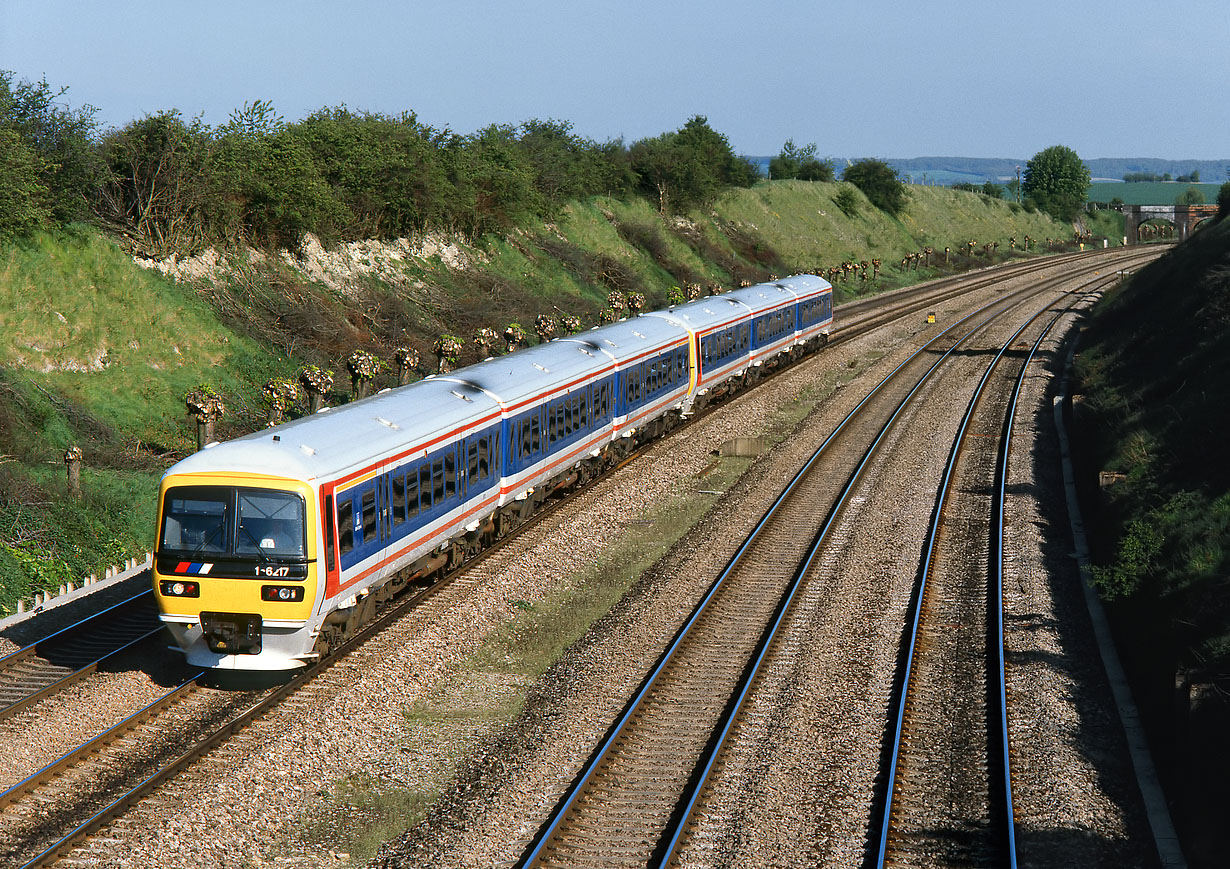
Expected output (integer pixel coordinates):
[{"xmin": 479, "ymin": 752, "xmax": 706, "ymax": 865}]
[
  {"xmin": 560, "ymin": 316, "xmax": 692, "ymax": 441},
  {"xmin": 437, "ymin": 337, "xmax": 617, "ymax": 507},
  {"xmin": 155, "ymin": 377, "xmax": 505, "ymax": 670}
]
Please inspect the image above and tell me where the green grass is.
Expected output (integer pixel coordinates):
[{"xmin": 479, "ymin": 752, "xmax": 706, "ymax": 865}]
[
  {"xmin": 1087, "ymin": 181, "xmax": 1224, "ymax": 206},
  {"xmin": 0, "ymin": 229, "xmax": 288, "ymax": 447},
  {"xmin": 713, "ymin": 181, "xmax": 1072, "ymax": 273}
]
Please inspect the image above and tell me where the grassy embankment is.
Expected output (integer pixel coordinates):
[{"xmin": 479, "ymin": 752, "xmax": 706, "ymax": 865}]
[
  {"xmin": 0, "ymin": 181, "xmax": 1074, "ymax": 616},
  {"xmin": 1073, "ymin": 216, "xmax": 1229, "ymax": 867}
]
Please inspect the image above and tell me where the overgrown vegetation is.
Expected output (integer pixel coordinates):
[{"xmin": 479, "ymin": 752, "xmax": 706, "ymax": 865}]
[
  {"xmin": 1074, "ymin": 215, "xmax": 1230, "ymax": 866},
  {"xmin": 1, "ymin": 69, "xmax": 757, "ymax": 255}
]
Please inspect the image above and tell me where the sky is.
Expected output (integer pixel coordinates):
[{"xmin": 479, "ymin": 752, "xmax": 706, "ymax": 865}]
[{"xmin": 3, "ymin": 0, "xmax": 1227, "ymax": 160}]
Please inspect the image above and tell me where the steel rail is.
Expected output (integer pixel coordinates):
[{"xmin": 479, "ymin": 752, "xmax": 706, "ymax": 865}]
[
  {"xmin": 873, "ymin": 275, "xmax": 1114, "ymax": 867},
  {"xmin": 0, "ymin": 673, "xmax": 204, "ymax": 811}
]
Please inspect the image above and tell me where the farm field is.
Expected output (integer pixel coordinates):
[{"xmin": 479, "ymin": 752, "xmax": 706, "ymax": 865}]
[{"xmin": 1087, "ymin": 181, "xmax": 1223, "ymax": 205}]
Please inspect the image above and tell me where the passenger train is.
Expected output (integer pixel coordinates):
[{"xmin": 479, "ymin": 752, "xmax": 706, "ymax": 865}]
[{"xmin": 153, "ymin": 275, "xmax": 833, "ymax": 671}]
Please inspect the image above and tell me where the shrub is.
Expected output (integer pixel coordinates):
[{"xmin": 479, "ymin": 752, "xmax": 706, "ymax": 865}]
[
  {"xmin": 842, "ymin": 159, "xmax": 907, "ymax": 216},
  {"xmin": 833, "ymin": 186, "xmax": 859, "ymax": 217}
]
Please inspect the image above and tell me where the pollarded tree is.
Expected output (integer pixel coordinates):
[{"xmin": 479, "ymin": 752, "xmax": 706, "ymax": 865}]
[
  {"xmin": 842, "ymin": 159, "xmax": 907, "ymax": 216},
  {"xmin": 1021, "ymin": 145, "xmax": 1091, "ymax": 222}
]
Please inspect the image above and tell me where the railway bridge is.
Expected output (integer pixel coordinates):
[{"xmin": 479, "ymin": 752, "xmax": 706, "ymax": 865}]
[{"xmin": 1120, "ymin": 203, "xmax": 1219, "ymax": 244}]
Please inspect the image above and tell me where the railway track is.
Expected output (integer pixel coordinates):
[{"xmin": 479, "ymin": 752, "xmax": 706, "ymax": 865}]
[
  {"xmin": 0, "ymin": 590, "xmax": 162, "ymax": 724},
  {"xmin": 3, "ymin": 247, "xmax": 1156, "ymax": 867},
  {"xmin": 872, "ymin": 278, "xmax": 1111, "ymax": 867},
  {"xmin": 515, "ymin": 254, "xmax": 1150, "ymax": 867}
]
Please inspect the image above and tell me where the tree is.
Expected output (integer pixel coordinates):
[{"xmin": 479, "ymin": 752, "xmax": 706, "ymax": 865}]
[
  {"xmin": 1176, "ymin": 187, "xmax": 1205, "ymax": 206},
  {"xmin": 0, "ymin": 127, "xmax": 52, "ymax": 239},
  {"xmin": 0, "ymin": 72, "xmax": 102, "ymax": 223},
  {"xmin": 1218, "ymin": 182, "xmax": 1230, "ymax": 221},
  {"xmin": 770, "ymin": 139, "xmax": 834, "ymax": 182},
  {"xmin": 94, "ymin": 110, "xmax": 215, "ymax": 256},
  {"xmin": 1021, "ymin": 145, "xmax": 1091, "ymax": 222},
  {"xmin": 630, "ymin": 116, "xmax": 755, "ymax": 214},
  {"xmin": 214, "ymin": 101, "xmax": 348, "ymax": 248},
  {"xmin": 842, "ymin": 159, "xmax": 907, "ymax": 216}
]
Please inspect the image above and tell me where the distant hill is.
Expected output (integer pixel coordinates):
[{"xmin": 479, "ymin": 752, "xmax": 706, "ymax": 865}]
[{"xmin": 746, "ymin": 156, "xmax": 1230, "ymax": 186}]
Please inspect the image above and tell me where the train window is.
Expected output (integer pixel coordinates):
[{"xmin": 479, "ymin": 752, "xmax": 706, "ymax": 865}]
[
  {"xmin": 406, "ymin": 470, "xmax": 420, "ymax": 518},
  {"xmin": 337, "ymin": 497, "xmax": 353, "ymax": 555},
  {"xmin": 478, "ymin": 437, "xmax": 491, "ymax": 478},
  {"xmin": 160, "ymin": 488, "xmax": 231, "ymax": 555},
  {"xmin": 444, "ymin": 452, "xmax": 457, "ymax": 499},
  {"xmin": 521, "ymin": 419, "xmax": 532, "ymax": 459},
  {"xmin": 468, "ymin": 441, "xmax": 480, "ymax": 480},
  {"xmin": 323, "ymin": 495, "xmax": 336, "ymax": 569},
  {"xmin": 419, "ymin": 465, "xmax": 433, "ymax": 511},
  {"xmin": 530, "ymin": 415, "xmax": 541, "ymax": 453},
  {"xmin": 432, "ymin": 460, "xmax": 445, "ymax": 504},
  {"xmin": 391, "ymin": 474, "xmax": 406, "ymax": 526},
  {"xmin": 236, "ymin": 490, "xmax": 305, "ymax": 558},
  {"xmin": 361, "ymin": 490, "xmax": 378, "ymax": 543},
  {"xmin": 564, "ymin": 398, "xmax": 572, "ymax": 435}
]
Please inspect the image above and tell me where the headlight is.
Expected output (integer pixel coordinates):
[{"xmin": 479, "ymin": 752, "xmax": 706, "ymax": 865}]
[
  {"xmin": 160, "ymin": 579, "xmax": 199, "ymax": 597},
  {"xmin": 261, "ymin": 585, "xmax": 305, "ymax": 602}
]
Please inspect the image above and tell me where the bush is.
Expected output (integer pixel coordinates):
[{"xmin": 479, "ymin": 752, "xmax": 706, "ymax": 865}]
[
  {"xmin": 833, "ymin": 186, "xmax": 859, "ymax": 217},
  {"xmin": 842, "ymin": 159, "xmax": 907, "ymax": 216}
]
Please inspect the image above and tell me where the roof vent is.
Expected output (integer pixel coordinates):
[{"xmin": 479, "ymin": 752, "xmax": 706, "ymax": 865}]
[
  {"xmin": 374, "ymin": 416, "xmax": 401, "ymax": 429},
  {"xmin": 532, "ymin": 363, "xmax": 550, "ymax": 373},
  {"xmin": 450, "ymin": 390, "xmax": 474, "ymax": 402}
]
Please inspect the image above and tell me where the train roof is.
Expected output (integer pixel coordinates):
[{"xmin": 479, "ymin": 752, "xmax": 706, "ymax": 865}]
[
  {"xmin": 773, "ymin": 273, "xmax": 831, "ymax": 297},
  {"xmin": 643, "ymin": 293, "xmax": 753, "ymax": 334},
  {"xmin": 163, "ymin": 376, "xmax": 502, "ymax": 484},
  {"xmin": 559, "ymin": 315, "xmax": 688, "ymax": 365},
  {"xmin": 436, "ymin": 337, "xmax": 613, "ymax": 412},
  {"xmin": 722, "ymin": 281, "xmax": 802, "ymax": 315}
]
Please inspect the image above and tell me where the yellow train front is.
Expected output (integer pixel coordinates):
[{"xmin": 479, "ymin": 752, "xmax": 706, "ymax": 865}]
[{"xmin": 153, "ymin": 469, "xmax": 321, "ymax": 671}]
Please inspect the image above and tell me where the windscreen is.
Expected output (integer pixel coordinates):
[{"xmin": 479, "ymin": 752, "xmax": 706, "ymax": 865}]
[{"xmin": 160, "ymin": 486, "xmax": 305, "ymax": 560}]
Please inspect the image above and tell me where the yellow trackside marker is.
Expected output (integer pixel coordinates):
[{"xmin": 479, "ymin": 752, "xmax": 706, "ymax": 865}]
[{"xmin": 927, "ymin": 312, "xmax": 936, "ymax": 324}]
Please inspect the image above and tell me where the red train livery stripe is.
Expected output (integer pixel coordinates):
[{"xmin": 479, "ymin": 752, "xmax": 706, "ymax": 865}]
[{"xmin": 174, "ymin": 562, "xmax": 214, "ymax": 574}]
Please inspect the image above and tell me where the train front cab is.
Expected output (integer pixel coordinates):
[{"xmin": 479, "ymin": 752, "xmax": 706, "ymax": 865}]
[{"xmin": 153, "ymin": 472, "xmax": 321, "ymax": 671}]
